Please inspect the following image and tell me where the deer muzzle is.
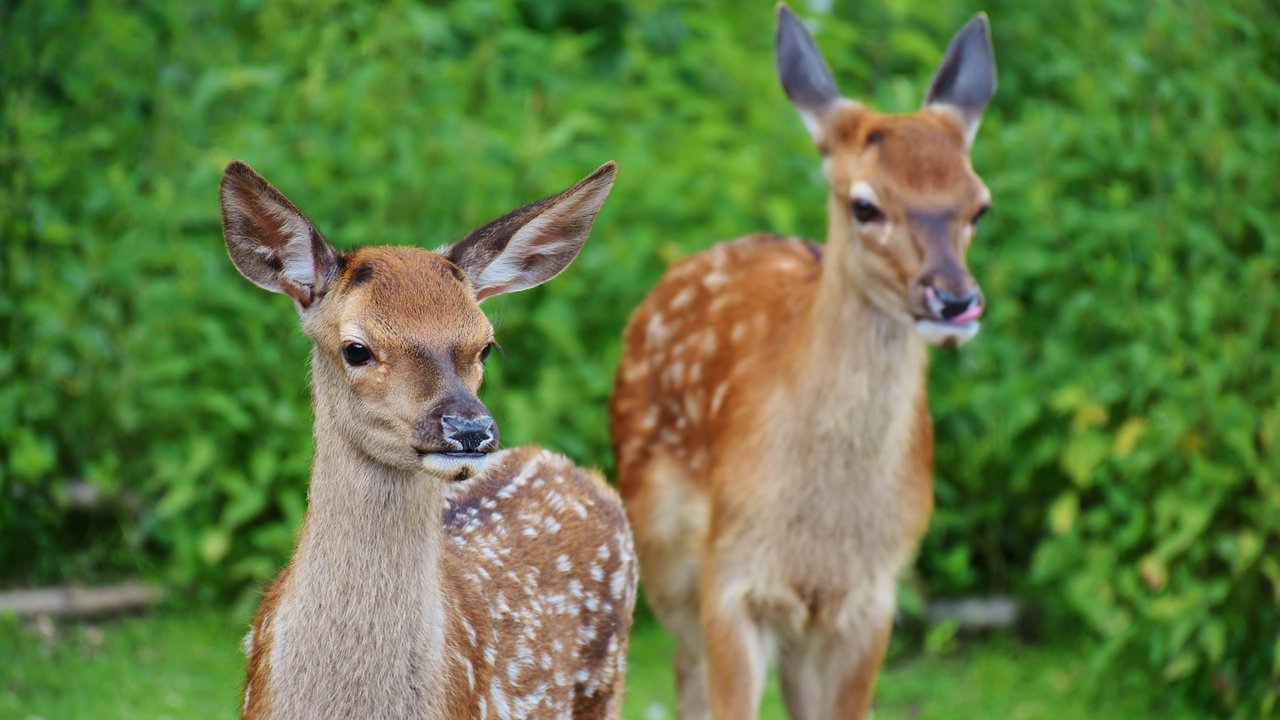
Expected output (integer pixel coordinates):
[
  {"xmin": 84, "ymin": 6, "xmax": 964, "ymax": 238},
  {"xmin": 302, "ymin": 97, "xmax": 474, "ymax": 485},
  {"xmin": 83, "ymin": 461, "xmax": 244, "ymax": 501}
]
[{"xmin": 412, "ymin": 397, "xmax": 500, "ymax": 481}]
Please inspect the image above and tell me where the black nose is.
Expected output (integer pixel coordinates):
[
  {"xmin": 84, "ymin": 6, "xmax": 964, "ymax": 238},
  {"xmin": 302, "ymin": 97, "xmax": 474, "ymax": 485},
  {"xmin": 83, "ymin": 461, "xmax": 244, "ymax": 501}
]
[
  {"xmin": 441, "ymin": 415, "xmax": 496, "ymax": 454},
  {"xmin": 935, "ymin": 288, "xmax": 982, "ymax": 321}
]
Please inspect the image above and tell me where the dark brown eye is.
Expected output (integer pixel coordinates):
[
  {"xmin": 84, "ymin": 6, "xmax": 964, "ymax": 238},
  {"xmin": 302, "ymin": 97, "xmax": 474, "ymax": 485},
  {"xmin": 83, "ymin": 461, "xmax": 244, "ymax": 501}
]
[
  {"xmin": 851, "ymin": 199, "xmax": 884, "ymax": 224},
  {"xmin": 342, "ymin": 343, "xmax": 373, "ymax": 366},
  {"xmin": 972, "ymin": 205, "xmax": 990, "ymax": 225},
  {"xmin": 479, "ymin": 342, "xmax": 495, "ymax": 365}
]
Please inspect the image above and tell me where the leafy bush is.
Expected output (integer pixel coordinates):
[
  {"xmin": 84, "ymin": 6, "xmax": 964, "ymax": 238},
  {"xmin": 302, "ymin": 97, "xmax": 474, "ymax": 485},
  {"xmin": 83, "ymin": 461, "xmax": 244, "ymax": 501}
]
[
  {"xmin": 1, "ymin": 0, "xmax": 1275, "ymax": 714},
  {"xmin": 922, "ymin": 1, "xmax": 1280, "ymax": 712}
]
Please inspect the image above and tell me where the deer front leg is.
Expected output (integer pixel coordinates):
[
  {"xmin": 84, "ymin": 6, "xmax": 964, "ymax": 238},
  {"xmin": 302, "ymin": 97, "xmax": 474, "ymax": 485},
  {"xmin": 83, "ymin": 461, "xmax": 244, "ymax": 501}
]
[
  {"xmin": 777, "ymin": 609, "xmax": 893, "ymax": 720},
  {"xmin": 830, "ymin": 615, "xmax": 893, "ymax": 719},
  {"xmin": 674, "ymin": 639, "xmax": 711, "ymax": 720},
  {"xmin": 700, "ymin": 584, "xmax": 768, "ymax": 720},
  {"xmin": 778, "ymin": 638, "xmax": 824, "ymax": 720},
  {"xmin": 654, "ymin": 594, "xmax": 712, "ymax": 720}
]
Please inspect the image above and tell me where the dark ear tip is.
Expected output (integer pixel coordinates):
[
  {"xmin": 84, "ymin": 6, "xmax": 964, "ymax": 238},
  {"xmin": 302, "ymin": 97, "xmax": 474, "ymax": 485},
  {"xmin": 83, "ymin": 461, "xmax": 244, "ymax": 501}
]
[
  {"xmin": 966, "ymin": 13, "xmax": 992, "ymax": 40},
  {"xmin": 777, "ymin": 3, "xmax": 799, "ymax": 28},
  {"xmin": 581, "ymin": 161, "xmax": 618, "ymax": 191},
  {"xmin": 220, "ymin": 161, "xmax": 262, "ymax": 195},
  {"xmin": 224, "ymin": 160, "xmax": 254, "ymax": 178}
]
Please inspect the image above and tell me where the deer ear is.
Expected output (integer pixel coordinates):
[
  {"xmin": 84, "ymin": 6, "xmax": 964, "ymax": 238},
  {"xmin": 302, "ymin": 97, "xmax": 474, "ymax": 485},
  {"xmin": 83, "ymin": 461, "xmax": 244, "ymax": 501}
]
[
  {"xmin": 924, "ymin": 14, "xmax": 997, "ymax": 146},
  {"xmin": 776, "ymin": 3, "xmax": 841, "ymax": 143},
  {"xmin": 219, "ymin": 161, "xmax": 340, "ymax": 309},
  {"xmin": 440, "ymin": 162, "xmax": 617, "ymax": 301}
]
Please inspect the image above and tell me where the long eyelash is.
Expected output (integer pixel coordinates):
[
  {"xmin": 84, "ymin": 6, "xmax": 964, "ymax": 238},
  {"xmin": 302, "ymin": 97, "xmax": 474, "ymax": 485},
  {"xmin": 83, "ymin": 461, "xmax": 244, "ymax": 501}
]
[{"xmin": 480, "ymin": 341, "xmax": 502, "ymax": 365}]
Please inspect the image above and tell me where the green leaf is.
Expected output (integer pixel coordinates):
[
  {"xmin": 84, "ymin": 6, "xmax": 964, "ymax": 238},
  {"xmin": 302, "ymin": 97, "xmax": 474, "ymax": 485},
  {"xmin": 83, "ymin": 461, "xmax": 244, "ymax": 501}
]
[
  {"xmin": 1049, "ymin": 493, "xmax": 1080, "ymax": 536},
  {"xmin": 1060, "ymin": 432, "xmax": 1108, "ymax": 488},
  {"xmin": 199, "ymin": 530, "xmax": 230, "ymax": 565},
  {"xmin": 925, "ymin": 619, "xmax": 960, "ymax": 657},
  {"xmin": 1162, "ymin": 652, "xmax": 1199, "ymax": 682},
  {"xmin": 9, "ymin": 427, "xmax": 55, "ymax": 481}
]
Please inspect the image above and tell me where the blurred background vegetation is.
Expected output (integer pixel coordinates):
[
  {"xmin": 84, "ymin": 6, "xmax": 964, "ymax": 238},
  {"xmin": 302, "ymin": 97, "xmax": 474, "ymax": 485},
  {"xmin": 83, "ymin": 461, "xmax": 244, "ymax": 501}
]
[{"xmin": 1, "ymin": 0, "xmax": 1276, "ymax": 716}]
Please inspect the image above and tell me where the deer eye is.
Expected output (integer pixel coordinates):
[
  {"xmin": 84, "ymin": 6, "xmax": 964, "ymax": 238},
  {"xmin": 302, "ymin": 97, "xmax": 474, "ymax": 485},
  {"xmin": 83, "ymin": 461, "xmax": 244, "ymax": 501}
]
[
  {"xmin": 851, "ymin": 199, "xmax": 884, "ymax": 224},
  {"xmin": 479, "ymin": 342, "xmax": 496, "ymax": 365},
  {"xmin": 342, "ymin": 342, "xmax": 373, "ymax": 366},
  {"xmin": 972, "ymin": 205, "xmax": 990, "ymax": 225}
]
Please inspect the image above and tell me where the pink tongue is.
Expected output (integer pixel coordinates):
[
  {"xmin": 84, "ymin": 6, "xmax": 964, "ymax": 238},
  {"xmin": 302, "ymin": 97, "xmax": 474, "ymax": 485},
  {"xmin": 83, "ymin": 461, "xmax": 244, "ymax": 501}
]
[{"xmin": 950, "ymin": 304, "xmax": 984, "ymax": 324}]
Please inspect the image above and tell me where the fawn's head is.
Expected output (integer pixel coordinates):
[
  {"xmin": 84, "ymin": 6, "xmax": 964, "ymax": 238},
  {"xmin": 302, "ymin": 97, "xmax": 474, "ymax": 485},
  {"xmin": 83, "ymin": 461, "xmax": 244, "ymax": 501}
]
[
  {"xmin": 777, "ymin": 5, "xmax": 996, "ymax": 346},
  {"xmin": 219, "ymin": 161, "xmax": 616, "ymax": 481}
]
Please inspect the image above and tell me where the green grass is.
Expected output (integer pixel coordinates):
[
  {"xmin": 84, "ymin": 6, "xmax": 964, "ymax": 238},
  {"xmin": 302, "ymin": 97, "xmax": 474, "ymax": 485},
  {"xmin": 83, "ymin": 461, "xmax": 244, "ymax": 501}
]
[
  {"xmin": 623, "ymin": 617, "xmax": 1199, "ymax": 720},
  {"xmin": 0, "ymin": 609, "xmax": 1195, "ymax": 719},
  {"xmin": 0, "ymin": 608, "xmax": 245, "ymax": 719}
]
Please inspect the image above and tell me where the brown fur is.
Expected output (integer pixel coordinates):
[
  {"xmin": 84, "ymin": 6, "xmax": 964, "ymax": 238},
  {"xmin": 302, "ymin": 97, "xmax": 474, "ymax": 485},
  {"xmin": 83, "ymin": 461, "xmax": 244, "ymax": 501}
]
[
  {"xmin": 243, "ymin": 446, "xmax": 636, "ymax": 720},
  {"xmin": 611, "ymin": 11, "xmax": 993, "ymax": 719},
  {"xmin": 221, "ymin": 160, "xmax": 636, "ymax": 719}
]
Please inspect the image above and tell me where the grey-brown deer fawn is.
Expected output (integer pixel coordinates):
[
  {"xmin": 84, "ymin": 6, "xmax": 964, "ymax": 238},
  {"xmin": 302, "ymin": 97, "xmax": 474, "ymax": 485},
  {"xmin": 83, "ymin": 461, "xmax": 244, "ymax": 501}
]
[
  {"xmin": 611, "ymin": 6, "xmax": 996, "ymax": 718},
  {"xmin": 220, "ymin": 160, "xmax": 637, "ymax": 719}
]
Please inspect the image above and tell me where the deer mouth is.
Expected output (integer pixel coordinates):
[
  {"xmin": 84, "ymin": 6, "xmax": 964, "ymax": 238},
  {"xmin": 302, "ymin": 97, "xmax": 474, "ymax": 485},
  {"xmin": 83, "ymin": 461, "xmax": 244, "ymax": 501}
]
[
  {"xmin": 913, "ymin": 285, "xmax": 983, "ymax": 347},
  {"xmin": 913, "ymin": 317, "xmax": 980, "ymax": 347},
  {"xmin": 420, "ymin": 451, "xmax": 493, "ymax": 482}
]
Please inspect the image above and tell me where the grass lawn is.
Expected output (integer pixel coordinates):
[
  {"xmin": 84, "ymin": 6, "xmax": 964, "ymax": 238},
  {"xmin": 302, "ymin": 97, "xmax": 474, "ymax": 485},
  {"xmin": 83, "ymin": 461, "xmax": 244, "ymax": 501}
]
[{"xmin": 0, "ymin": 607, "xmax": 1194, "ymax": 719}]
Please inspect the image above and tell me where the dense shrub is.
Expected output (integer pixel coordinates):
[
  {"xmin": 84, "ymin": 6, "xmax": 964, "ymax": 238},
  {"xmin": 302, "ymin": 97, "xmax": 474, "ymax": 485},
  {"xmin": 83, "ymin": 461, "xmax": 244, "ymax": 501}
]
[
  {"xmin": 1, "ymin": 0, "xmax": 1275, "ymax": 714},
  {"xmin": 924, "ymin": 1, "xmax": 1280, "ymax": 712}
]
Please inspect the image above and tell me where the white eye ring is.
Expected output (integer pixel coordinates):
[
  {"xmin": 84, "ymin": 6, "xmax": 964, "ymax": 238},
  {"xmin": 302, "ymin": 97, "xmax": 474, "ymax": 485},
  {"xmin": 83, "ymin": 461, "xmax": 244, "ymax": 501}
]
[{"xmin": 849, "ymin": 181, "xmax": 885, "ymax": 224}]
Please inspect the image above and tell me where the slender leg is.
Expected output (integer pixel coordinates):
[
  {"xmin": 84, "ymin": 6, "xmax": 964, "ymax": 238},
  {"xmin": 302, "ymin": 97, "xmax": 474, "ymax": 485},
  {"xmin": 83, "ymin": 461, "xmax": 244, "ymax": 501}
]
[
  {"xmin": 648, "ymin": 580, "xmax": 711, "ymax": 720},
  {"xmin": 778, "ymin": 610, "xmax": 894, "ymax": 720},
  {"xmin": 830, "ymin": 618, "xmax": 893, "ymax": 719},
  {"xmin": 701, "ymin": 594, "xmax": 768, "ymax": 720},
  {"xmin": 778, "ymin": 637, "xmax": 823, "ymax": 720},
  {"xmin": 675, "ymin": 640, "xmax": 711, "ymax": 720}
]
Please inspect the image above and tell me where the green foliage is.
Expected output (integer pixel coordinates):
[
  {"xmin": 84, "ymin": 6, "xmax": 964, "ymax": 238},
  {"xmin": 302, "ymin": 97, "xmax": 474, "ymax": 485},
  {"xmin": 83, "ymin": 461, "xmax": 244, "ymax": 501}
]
[
  {"xmin": 1, "ymin": 0, "xmax": 1276, "ymax": 715},
  {"xmin": 920, "ymin": 1, "xmax": 1280, "ymax": 713}
]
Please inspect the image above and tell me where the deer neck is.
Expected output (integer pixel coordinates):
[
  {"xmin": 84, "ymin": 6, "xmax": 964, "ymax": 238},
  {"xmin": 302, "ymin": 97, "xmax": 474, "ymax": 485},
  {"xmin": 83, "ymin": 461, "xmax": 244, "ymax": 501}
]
[
  {"xmin": 773, "ymin": 198, "xmax": 929, "ymax": 483},
  {"xmin": 268, "ymin": 360, "xmax": 450, "ymax": 717},
  {"xmin": 816, "ymin": 192, "xmax": 926, "ymax": 371}
]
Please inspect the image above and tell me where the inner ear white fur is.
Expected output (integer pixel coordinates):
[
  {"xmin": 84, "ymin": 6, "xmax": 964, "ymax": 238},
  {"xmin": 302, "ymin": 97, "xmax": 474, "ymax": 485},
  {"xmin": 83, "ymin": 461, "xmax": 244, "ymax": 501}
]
[
  {"xmin": 222, "ymin": 192, "xmax": 316, "ymax": 288},
  {"xmin": 453, "ymin": 163, "xmax": 616, "ymax": 301},
  {"xmin": 269, "ymin": 204, "xmax": 318, "ymax": 291},
  {"xmin": 220, "ymin": 160, "xmax": 339, "ymax": 309},
  {"xmin": 798, "ymin": 110, "xmax": 827, "ymax": 143},
  {"xmin": 468, "ymin": 191, "xmax": 602, "ymax": 299}
]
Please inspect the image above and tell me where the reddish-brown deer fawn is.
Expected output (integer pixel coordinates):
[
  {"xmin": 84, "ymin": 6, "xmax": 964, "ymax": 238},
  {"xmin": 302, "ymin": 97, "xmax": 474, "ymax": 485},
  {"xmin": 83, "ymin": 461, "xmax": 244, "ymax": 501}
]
[
  {"xmin": 220, "ymin": 160, "xmax": 637, "ymax": 719},
  {"xmin": 611, "ymin": 6, "xmax": 995, "ymax": 718}
]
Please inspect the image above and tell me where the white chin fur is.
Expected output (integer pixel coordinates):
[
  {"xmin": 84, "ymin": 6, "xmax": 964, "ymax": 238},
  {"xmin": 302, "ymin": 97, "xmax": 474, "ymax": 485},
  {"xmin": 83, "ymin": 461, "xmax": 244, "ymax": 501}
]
[
  {"xmin": 421, "ymin": 453, "xmax": 492, "ymax": 482},
  {"xmin": 914, "ymin": 319, "xmax": 980, "ymax": 347}
]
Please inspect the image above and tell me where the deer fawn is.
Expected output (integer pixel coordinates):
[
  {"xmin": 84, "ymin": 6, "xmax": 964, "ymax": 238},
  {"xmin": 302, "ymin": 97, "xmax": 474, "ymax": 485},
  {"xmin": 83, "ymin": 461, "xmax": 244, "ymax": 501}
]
[
  {"xmin": 611, "ymin": 6, "xmax": 995, "ymax": 718},
  {"xmin": 220, "ymin": 160, "xmax": 638, "ymax": 719}
]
